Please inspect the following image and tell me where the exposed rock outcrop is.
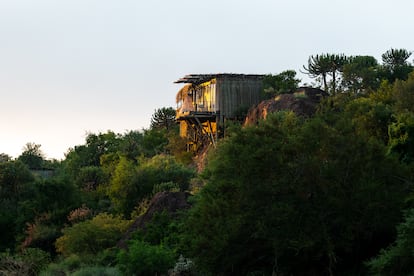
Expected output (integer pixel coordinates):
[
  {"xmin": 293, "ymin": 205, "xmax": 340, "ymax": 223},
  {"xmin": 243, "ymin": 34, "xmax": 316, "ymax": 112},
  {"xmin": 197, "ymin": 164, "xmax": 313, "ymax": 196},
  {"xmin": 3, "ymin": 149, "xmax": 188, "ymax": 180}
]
[
  {"xmin": 118, "ymin": 191, "xmax": 191, "ymax": 249},
  {"xmin": 244, "ymin": 87, "xmax": 328, "ymax": 126}
]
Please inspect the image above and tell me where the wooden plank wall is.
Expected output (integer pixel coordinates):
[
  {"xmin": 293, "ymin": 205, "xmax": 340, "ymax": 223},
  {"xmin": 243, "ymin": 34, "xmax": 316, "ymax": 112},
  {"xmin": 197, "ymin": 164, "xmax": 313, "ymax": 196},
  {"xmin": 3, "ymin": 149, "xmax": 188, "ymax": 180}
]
[{"xmin": 216, "ymin": 76, "xmax": 263, "ymax": 123}]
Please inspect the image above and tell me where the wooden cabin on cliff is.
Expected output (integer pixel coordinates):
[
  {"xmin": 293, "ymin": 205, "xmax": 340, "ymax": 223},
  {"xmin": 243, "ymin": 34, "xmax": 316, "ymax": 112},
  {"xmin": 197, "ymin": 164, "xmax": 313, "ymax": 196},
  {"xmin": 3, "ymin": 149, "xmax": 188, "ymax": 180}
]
[{"xmin": 175, "ymin": 73, "xmax": 264, "ymax": 151}]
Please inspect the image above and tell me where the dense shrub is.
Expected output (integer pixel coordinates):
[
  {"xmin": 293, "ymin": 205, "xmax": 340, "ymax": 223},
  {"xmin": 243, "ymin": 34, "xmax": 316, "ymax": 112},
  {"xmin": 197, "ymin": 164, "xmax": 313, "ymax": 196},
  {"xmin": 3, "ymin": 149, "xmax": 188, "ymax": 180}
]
[
  {"xmin": 55, "ymin": 213, "xmax": 129, "ymax": 256},
  {"xmin": 367, "ymin": 208, "xmax": 414, "ymax": 275},
  {"xmin": 117, "ymin": 240, "xmax": 174, "ymax": 275},
  {"xmin": 0, "ymin": 248, "xmax": 51, "ymax": 276},
  {"xmin": 183, "ymin": 111, "xmax": 408, "ymax": 275}
]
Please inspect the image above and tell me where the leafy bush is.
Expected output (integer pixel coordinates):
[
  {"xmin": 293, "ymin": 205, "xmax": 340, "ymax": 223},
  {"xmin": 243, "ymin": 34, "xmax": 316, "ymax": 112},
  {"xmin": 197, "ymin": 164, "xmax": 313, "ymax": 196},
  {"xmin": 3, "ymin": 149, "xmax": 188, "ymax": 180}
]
[
  {"xmin": 71, "ymin": 266, "xmax": 122, "ymax": 276},
  {"xmin": 152, "ymin": 181, "xmax": 180, "ymax": 195},
  {"xmin": 40, "ymin": 254, "xmax": 120, "ymax": 276},
  {"xmin": 40, "ymin": 254, "xmax": 82, "ymax": 275},
  {"xmin": 136, "ymin": 210, "xmax": 178, "ymax": 245},
  {"xmin": 367, "ymin": 208, "xmax": 414, "ymax": 275},
  {"xmin": 55, "ymin": 213, "xmax": 129, "ymax": 256},
  {"xmin": 117, "ymin": 240, "xmax": 174, "ymax": 275},
  {"xmin": 183, "ymin": 111, "xmax": 407, "ymax": 275},
  {"xmin": 108, "ymin": 154, "xmax": 194, "ymax": 216},
  {"xmin": 0, "ymin": 248, "xmax": 51, "ymax": 276}
]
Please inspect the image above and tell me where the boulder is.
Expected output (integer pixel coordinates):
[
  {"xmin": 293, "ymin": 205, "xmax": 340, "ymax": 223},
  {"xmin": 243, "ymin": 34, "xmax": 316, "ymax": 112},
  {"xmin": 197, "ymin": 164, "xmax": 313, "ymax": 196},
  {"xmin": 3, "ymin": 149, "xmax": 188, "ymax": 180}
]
[
  {"xmin": 244, "ymin": 87, "xmax": 328, "ymax": 126},
  {"xmin": 118, "ymin": 191, "xmax": 191, "ymax": 249}
]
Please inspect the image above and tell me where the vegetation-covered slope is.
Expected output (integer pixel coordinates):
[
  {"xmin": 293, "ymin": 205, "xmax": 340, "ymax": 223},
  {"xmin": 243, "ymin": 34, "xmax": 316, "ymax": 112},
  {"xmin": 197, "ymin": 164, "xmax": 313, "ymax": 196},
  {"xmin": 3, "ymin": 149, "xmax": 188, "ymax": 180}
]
[{"xmin": 1, "ymin": 49, "xmax": 414, "ymax": 275}]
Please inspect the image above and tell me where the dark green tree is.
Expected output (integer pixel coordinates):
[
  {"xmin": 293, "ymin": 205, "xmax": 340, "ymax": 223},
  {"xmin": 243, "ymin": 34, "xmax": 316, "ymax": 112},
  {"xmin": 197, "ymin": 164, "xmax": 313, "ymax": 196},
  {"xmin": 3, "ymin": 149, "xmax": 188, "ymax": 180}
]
[
  {"xmin": 0, "ymin": 153, "xmax": 11, "ymax": 163},
  {"xmin": 108, "ymin": 154, "xmax": 194, "ymax": 217},
  {"xmin": 303, "ymin": 54, "xmax": 332, "ymax": 91},
  {"xmin": 382, "ymin": 48, "xmax": 412, "ymax": 68},
  {"xmin": 141, "ymin": 128, "xmax": 169, "ymax": 157},
  {"xmin": 303, "ymin": 53, "xmax": 347, "ymax": 93},
  {"xmin": 327, "ymin": 53, "xmax": 348, "ymax": 94},
  {"xmin": 183, "ymin": 111, "xmax": 407, "ymax": 275},
  {"xmin": 0, "ymin": 161, "xmax": 34, "ymax": 251},
  {"xmin": 118, "ymin": 130, "xmax": 144, "ymax": 161},
  {"xmin": 387, "ymin": 111, "xmax": 414, "ymax": 163},
  {"xmin": 263, "ymin": 70, "xmax": 301, "ymax": 97},
  {"xmin": 117, "ymin": 240, "xmax": 175, "ymax": 276},
  {"xmin": 17, "ymin": 143, "xmax": 45, "ymax": 170},
  {"xmin": 55, "ymin": 213, "xmax": 129, "ymax": 257},
  {"xmin": 342, "ymin": 55, "xmax": 380, "ymax": 93},
  {"xmin": 367, "ymin": 208, "xmax": 414, "ymax": 275},
  {"xmin": 344, "ymin": 97, "xmax": 393, "ymax": 143},
  {"xmin": 150, "ymin": 107, "xmax": 176, "ymax": 131},
  {"xmin": 18, "ymin": 176, "xmax": 81, "ymax": 253},
  {"xmin": 392, "ymin": 71, "xmax": 414, "ymax": 113},
  {"xmin": 381, "ymin": 48, "xmax": 413, "ymax": 82}
]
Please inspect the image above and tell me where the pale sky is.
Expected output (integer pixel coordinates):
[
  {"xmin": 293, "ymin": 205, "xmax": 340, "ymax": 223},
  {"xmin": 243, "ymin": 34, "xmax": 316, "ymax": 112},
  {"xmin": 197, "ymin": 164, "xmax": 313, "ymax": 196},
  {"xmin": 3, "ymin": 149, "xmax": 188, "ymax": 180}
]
[{"xmin": 0, "ymin": 0, "xmax": 413, "ymax": 159}]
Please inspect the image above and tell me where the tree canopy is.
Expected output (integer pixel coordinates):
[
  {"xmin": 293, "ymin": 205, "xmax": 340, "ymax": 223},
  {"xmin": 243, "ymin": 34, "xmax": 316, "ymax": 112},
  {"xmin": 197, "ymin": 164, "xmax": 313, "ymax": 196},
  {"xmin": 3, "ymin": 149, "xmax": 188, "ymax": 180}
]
[{"xmin": 1, "ymin": 48, "xmax": 414, "ymax": 275}]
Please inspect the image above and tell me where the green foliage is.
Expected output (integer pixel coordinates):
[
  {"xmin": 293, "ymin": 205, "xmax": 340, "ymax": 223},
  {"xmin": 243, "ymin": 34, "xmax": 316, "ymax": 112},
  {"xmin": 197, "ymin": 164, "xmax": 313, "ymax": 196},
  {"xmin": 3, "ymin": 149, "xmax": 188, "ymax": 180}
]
[
  {"xmin": 152, "ymin": 181, "xmax": 180, "ymax": 195},
  {"xmin": 150, "ymin": 107, "xmax": 177, "ymax": 131},
  {"xmin": 344, "ymin": 97, "xmax": 393, "ymax": 142},
  {"xmin": 117, "ymin": 240, "xmax": 175, "ymax": 276},
  {"xmin": 118, "ymin": 130, "xmax": 144, "ymax": 160},
  {"xmin": 19, "ymin": 177, "xmax": 81, "ymax": 243},
  {"xmin": 71, "ymin": 266, "xmax": 121, "ymax": 276},
  {"xmin": 139, "ymin": 154, "xmax": 194, "ymax": 192},
  {"xmin": 0, "ymin": 160, "xmax": 81, "ymax": 253},
  {"xmin": 303, "ymin": 53, "xmax": 347, "ymax": 93},
  {"xmin": 40, "ymin": 254, "xmax": 82, "ymax": 275},
  {"xmin": 35, "ymin": 177, "xmax": 80, "ymax": 216},
  {"xmin": 55, "ymin": 213, "xmax": 129, "ymax": 257},
  {"xmin": 183, "ymin": 111, "xmax": 407, "ymax": 275},
  {"xmin": 381, "ymin": 48, "xmax": 413, "ymax": 82},
  {"xmin": 388, "ymin": 112, "xmax": 414, "ymax": 163},
  {"xmin": 63, "ymin": 131, "xmax": 122, "ymax": 180},
  {"xmin": 0, "ymin": 160, "xmax": 35, "ymax": 250},
  {"xmin": 367, "ymin": 208, "xmax": 414, "ymax": 275},
  {"xmin": 135, "ymin": 210, "xmax": 177, "ymax": 245},
  {"xmin": 0, "ymin": 153, "xmax": 11, "ymax": 163},
  {"xmin": 0, "ymin": 160, "xmax": 34, "ymax": 199},
  {"xmin": 0, "ymin": 248, "xmax": 51, "ymax": 276},
  {"xmin": 382, "ymin": 48, "xmax": 412, "ymax": 67},
  {"xmin": 141, "ymin": 128, "xmax": 170, "ymax": 156},
  {"xmin": 303, "ymin": 49, "xmax": 413, "ymax": 94},
  {"xmin": 76, "ymin": 166, "xmax": 105, "ymax": 191},
  {"xmin": 3, "ymin": 52, "xmax": 414, "ymax": 275},
  {"xmin": 39, "ymin": 253, "xmax": 120, "ymax": 275},
  {"xmin": 263, "ymin": 70, "xmax": 300, "ymax": 97},
  {"xmin": 17, "ymin": 142, "xmax": 45, "ymax": 170},
  {"xmin": 108, "ymin": 154, "xmax": 194, "ymax": 216},
  {"xmin": 392, "ymin": 71, "xmax": 414, "ymax": 113},
  {"xmin": 107, "ymin": 156, "xmax": 139, "ymax": 216},
  {"xmin": 21, "ymin": 213, "xmax": 60, "ymax": 253},
  {"xmin": 368, "ymin": 80, "xmax": 394, "ymax": 105},
  {"xmin": 342, "ymin": 55, "xmax": 380, "ymax": 93},
  {"xmin": 166, "ymin": 134, "xmax": 194, "ymax": 165}
]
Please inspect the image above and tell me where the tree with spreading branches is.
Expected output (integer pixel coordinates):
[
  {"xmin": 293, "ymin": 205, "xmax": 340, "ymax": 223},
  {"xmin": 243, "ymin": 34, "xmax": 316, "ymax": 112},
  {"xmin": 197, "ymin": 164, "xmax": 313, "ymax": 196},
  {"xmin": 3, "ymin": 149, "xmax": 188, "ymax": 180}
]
[
  {"xmin": 303, "ymin": 53, "xmax": 347, "ymax": 94},
  {"xmin": 150, "ymin": 107, "xmax": 176, "ymax": 131}
]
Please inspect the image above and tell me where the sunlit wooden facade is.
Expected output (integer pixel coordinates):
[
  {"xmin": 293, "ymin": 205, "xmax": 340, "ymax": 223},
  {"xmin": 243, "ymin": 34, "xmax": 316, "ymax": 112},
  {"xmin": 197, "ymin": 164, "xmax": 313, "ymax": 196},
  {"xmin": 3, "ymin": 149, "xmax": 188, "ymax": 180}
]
[{"xmin": 175, "ymin": 74, "xmax": 264, "ymax": 151}]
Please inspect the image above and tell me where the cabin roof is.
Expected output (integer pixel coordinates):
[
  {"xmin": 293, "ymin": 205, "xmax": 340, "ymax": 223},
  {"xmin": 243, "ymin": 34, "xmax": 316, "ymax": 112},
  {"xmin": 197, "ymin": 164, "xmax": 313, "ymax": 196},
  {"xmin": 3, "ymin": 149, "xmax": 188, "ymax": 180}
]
[{"xmin": 174, "ymin": 73, "xmax": 264, "ymax": 85}]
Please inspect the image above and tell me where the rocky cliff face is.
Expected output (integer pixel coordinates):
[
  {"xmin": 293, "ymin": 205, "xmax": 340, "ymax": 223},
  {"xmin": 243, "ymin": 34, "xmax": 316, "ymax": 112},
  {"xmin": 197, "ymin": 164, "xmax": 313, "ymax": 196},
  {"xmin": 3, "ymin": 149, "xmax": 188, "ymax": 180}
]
[{"xmin": 244, "ymin": 87, "xmax": 328, "ymax": 126}]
